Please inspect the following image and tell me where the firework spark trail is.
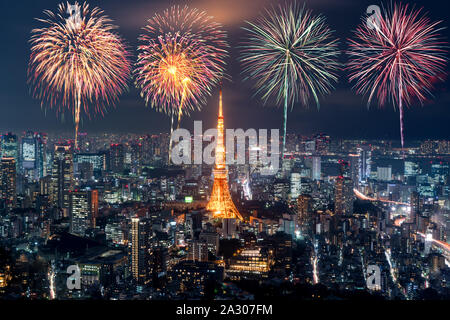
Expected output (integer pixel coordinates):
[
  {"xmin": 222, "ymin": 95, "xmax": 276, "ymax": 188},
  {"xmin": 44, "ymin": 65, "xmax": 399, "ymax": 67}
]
[
  {"xmin": 347, "ymin": 3, "xmax": 447, "ymax": 152},
  {"xmin": 48, "ymin": 262, "xmax": 56, "ymax": 300},
  {"xmin": 312, "ymin": 239, "xmax": 319, "ymax": 284},
  {"xmin": 240, "ymin": 3, "xmax": 339, "ymax": 158},
  {"xmin": 134, "ymin": 6, "xmax": 228, "ymax": 163},
  {"xmin": 28, "ymin": 2, "xmax": 131, "ymax": 149}
]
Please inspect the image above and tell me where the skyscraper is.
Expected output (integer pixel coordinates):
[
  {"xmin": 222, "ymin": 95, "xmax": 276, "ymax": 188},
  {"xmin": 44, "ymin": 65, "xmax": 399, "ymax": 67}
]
[
  {"xmin": 36, "ymin": 133, "xmax": 47, "ymax": 179},
  {"xmin": 109, "ymin": 144, "xmax": 124, "ymax": 173},
  {"xmin": 290, "ymin": 173, "xmax": 301, "ymax": 200},
  {"xmin": 297, "ymin": 194, "xmax": 312, "ymax": 227},
  {"xmin": 409, "ymin": 191, "xmax": 422, "ymax": 224},
  {"xmin": 131, "ymin": 217, "xmax": 150, "ymax": 284},
  {"xmin": 206, "ymin": 90, "xmax": 243, "ymax": 221},
  {"xmin": 312, "ymin": 156, "xmax": 321, "ymax": 180},
  {"xmin": 1, "ymin": 133, "xmax": 18, "ymax": 170},
  {"xmin": 0, "ymin": 158, "xmax": 16, "ymax": 212},
  {"xmin": 349, "ymin": 154, "xmax": 359, "ymax": 187},
  {"xmin": 131, "ymin": 143, "xmax": 143, "ymax": 176},
  {"xmin": 20, "ymin": 131, "xmax": 45, "ymax": 181},
  {"xmin": 21, "ymin": 132, "xmax": 36, "ymax": 172},
  {"xmin": 51, "ymin": 145, "xmax": 73, "ymax": 213},
  {"xmin": 334, "ymin": 175, "xmax": 354, "ymax": 215},
  {"xmin": 357, "ymin": 145, "xmax": 371, "ymax": 183},
  {"xmin": 70, "ymin": 190, "xmax": 99, "ymax": 236}
]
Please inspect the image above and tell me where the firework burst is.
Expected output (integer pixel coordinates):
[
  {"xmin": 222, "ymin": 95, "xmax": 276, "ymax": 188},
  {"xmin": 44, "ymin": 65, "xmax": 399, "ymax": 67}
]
[
  {"xmin": 28, "ymin": 2, "xmax": 131, "ymax": 149},
  {"xmin": 135, "ymin": 5, "xmax": 228, "ymax": 121},
  {"xmin": 240, "ymin": 3, "xmax": 339, "ymax": 157},
  {"xmin": 136, "ymin": 33, "xmax": 213, "ymax": 120},
  {"xmin": 347, "ymin": 3, "xmax": 447, "ymax": 150}
]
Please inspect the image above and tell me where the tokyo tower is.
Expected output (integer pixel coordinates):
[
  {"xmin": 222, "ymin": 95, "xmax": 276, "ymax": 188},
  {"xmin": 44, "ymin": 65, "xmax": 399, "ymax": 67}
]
[{"xmin": 206, "ymin": 89, "xmax": 243, "ymax": 221}]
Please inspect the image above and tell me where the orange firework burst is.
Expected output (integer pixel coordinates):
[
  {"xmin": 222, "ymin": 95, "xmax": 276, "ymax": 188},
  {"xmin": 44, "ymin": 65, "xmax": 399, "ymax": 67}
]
[
  {"xmin": 135, "ymin": 5, "xmax": 228, "ymax": 120},
  {"xmin": 136, "ymin": 34, "xmax": 209, "ymax": 119},
  {"xmin": 28, "ymin": 2, "xmax": 131, "ymax": 148}
]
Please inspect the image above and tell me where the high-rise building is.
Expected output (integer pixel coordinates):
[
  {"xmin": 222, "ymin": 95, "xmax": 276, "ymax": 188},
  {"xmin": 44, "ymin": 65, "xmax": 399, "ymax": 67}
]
[
  {"xmin": 290, "ymin": 173, "xmax": 301, "ymax": 200},
  {"xmin": 131, "ymin": 217, "xmax": 150, "ymax": 284},
  {"xmin": 334, "ymin": 176, "xmax": 354, "ymax": 215},
  {"xmin": 69, "ymin": 190, "xmax": 99, "ymax": 236},
  {"xmin": 206, "ymin": 90, "xmax": 243, "ymax": 221},
  {"xmin": 51, "ymin": 145, "xmax": 73, "ymax": 213},
  {"xmin": 0, "ymin": 158, "xmax": 16, "ymax": 211},
  {"xmin": 1, "ymin": 133, "xmax": 18, "ymax": 170},
  {"xmin": 20, "ymin": 131, "xmax": 45, "ymax": 181},
  {"xmin": 312, "ymin": 156, "xmax": 321, "ymax": 180},
  {"xmin": 36, "ymin": 133, "xmax": 47, "ymax": 179},
  {"xmin": 297, "ymin": 194, "xmax": 312, "ymax": 226},
  {"xmin": 409, "ymin": 191, "xmax": 422, "ymax": 223},
  {"xmin": 131, "ymin": 143, "xmax": 143, "ymax": 176},
  {"xmin": 36, "ymin": 176, "xmax": 51, "ymax": 217},
  {"xmin": 109, "ymin": 144, "xmax": 124, "ymax": 173},
  {"xmin": 357, "ymin": 145, "xmax": 371, "ymax": 183},
  {"xmin": 349, "ymin": 154, "xmax": 359, "ymax": 187},
  {"xmin": 21, "ymin": 132, "xmax": 36, "ymax": 171}
]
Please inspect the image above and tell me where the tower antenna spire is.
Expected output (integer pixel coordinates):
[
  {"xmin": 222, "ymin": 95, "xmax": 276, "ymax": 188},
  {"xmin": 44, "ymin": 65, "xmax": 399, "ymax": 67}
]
[{"xmin": 219, "ymin": 87, "xmax": 223, "ymax": 118}]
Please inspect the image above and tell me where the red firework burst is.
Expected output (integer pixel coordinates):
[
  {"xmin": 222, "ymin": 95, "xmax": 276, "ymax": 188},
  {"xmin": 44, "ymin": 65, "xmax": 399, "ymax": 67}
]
[{"xmin": 347, "ymin": 3, "xmax": 447, "ymax": 149}]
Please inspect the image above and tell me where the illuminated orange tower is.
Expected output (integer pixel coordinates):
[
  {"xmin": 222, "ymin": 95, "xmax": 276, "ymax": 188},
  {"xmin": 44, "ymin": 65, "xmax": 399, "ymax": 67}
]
[{"xmin": 206, "ymin": 90, "xmax": 243, "ymax": 221}]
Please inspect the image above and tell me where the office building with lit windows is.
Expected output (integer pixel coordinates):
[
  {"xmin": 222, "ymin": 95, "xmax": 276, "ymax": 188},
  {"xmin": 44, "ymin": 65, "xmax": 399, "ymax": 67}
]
[
  {"xmin": 70, "ymin": 189, "xmax": 99, "ymax": 236},
  {"xmin": 0, "ymin": 158, "xmax": 16, "ymax": 212},
  {"xmin": 131, "ymin": 217, "xmax": 150, "ymax": 284},
  {"xmin": 334, "ymin": 175, "xmax": 354, "ymax": 215},
  {"xmin": 50, "ymin": 145, "xmax": 73, "ymax": 213}
]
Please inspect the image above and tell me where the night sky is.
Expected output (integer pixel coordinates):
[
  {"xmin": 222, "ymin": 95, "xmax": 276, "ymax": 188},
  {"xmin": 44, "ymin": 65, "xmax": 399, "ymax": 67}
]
[{"xmin": 0, "ymin": 0, "xmax": 449, "ymax": 141}]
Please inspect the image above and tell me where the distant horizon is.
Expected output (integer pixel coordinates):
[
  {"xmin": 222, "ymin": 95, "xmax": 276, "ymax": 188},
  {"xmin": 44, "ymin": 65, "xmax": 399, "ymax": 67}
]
[{"xmin": 1, "ymin": 127, "xmax": 447, "ymax": 145}]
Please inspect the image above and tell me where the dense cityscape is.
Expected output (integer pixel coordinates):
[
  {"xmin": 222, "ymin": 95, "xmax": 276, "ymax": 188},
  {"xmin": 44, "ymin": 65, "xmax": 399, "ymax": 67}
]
[{"xmin": 1, "ymin": 95, "xmax": 449, "ymax": 300}]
